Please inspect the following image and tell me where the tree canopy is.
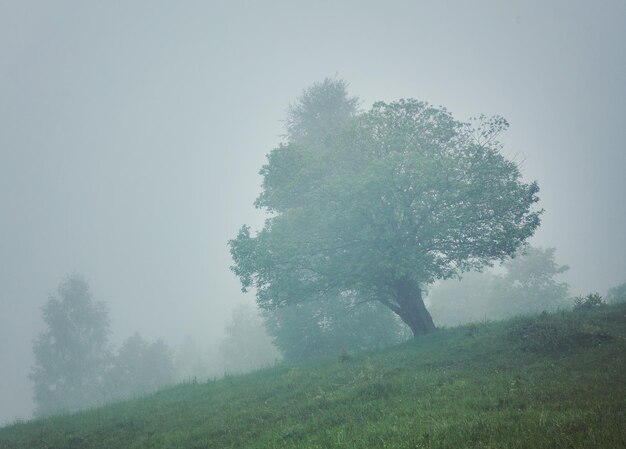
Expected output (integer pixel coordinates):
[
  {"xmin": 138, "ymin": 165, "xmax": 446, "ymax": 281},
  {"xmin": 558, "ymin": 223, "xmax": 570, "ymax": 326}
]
[
  {"xmin": 230, "ymin": 82, "xmax": 542, "ymax": 336},
  {"xmin": 285, "ymin": 78, "xmax": 359, "ymax": 147},
  {"xmin": 30, "ymin": 274, "xmax": 110, "ymax": 416}
]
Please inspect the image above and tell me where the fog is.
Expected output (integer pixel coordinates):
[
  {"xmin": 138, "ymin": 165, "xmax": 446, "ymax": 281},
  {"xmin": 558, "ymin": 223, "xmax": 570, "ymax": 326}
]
[{"xmin": 1, "ymin": 0, "xmax": 625, "ymax": 424}]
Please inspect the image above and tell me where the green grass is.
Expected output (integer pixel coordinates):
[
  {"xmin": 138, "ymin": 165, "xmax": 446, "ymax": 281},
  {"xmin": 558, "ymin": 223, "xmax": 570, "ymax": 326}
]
[{"xmin": 2, "ymin": 303, "xmax": 625, "ymax": 448}]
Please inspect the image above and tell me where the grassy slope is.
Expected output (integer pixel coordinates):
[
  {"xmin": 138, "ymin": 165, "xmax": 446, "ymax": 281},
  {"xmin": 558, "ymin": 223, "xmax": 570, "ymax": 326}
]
[{"xmin": 1, "ymin": 303, "xmax": 625, "ymax": 449}]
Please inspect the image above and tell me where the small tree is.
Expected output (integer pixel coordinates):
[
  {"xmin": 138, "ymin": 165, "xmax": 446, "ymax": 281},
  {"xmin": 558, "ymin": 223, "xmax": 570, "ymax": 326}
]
[
  {"xmin": 105, "ymin": 333, "xmax": 175, "ymax": 400},
  {"xmin": 218, "ymin": 303, "xmax": 280, "ymax": 374},
  {"xmin": 174, "ymin": 336, "xmax": 213, "ymax": 381},
  {"xmin": 573, "ymin": 293, "xmax": 604, "ymax": 310},
  {"xmin": 230, "ymin": 85, "xmax": 542, "ymax": 336},
  {"xmin": 489, "ymin": 246, "xmax": 570, "ymax": 317},
  {"xmin": 30, "ymin": 274, "xmax": 110, "ymax": 416}
]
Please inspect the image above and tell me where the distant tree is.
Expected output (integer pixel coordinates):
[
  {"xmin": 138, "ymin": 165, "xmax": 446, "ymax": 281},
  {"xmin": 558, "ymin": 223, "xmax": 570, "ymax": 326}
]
[
  {"xmin": 30, "ymin": 274, "xmax": 110, "ymax": 416},
  {"xmin": 230, "ymin": 87, "xmax": 542, "ymax": 336},
  {"xmin": 489, "ymin": 246, "xmax": 570, "ymax": 317},
  {"xmin": 142, "ymin": 339, "xmax": 175, "ymax": 389},
  {"xmin": 606, "ymin": 281, "xmax": 626, "ymax": 304},
  {"xmin": 428, "ymin": 246, "xmax": 570, "ymax": 326},
  {"xmin": 173, "ymin": 336, "xmax": 213, "ymax": 381},
  {"xmin": 285, "ymin": 77, "xmax": 359, "ymax": 148},
  {"xmin": 264, "ymin": 293, "xmax": 409, "ymax": 362},
  {"xmin": 218, "ymin": 303, "xmax": 280, "ymax": 374},
  {"xmin": 105, "ymin": 333, "xmax": 175, "ymax": 400}
]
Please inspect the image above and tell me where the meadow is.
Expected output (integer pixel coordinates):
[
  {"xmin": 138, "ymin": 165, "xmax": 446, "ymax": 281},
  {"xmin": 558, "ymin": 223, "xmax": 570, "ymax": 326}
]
[{"xmin": 1, "ymin": 302, "xmax": 624, "ymax": 449}]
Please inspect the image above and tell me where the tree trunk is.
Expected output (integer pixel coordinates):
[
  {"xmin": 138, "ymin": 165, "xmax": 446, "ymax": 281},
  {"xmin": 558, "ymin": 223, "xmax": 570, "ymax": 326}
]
[{"xmin": 393, "ymin": 277, "xmax": 436, "ymax": 336}]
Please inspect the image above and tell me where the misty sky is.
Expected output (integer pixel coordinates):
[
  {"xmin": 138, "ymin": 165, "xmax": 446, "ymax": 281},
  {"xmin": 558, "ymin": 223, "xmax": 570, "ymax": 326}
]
[{"xmin": 1, "ymin": 0, "xmax": 625, "ymax": 424}]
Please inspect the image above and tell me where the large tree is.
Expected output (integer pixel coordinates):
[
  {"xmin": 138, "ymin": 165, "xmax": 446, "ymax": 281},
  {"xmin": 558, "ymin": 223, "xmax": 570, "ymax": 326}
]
[
  {"xmin": 230, "ymin": 90, "xmax": 542, "ymax": 336},
  {"xmin": 265, "ymin": 79, "xmax": 408, "ymax": 358},
  {"xmin": 30, "ymin": 274, "xmax": 110, "ymax": 416}
]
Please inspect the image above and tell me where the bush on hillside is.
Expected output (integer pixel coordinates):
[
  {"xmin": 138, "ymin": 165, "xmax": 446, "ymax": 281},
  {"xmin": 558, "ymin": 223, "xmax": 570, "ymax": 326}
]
[
  {"xmin": 508, "ymin": 312, "xmax": 613, "ymax": 353},
  {"xmin": 573, "ymin": 293, "xmax": 604, "ymax": 311}
]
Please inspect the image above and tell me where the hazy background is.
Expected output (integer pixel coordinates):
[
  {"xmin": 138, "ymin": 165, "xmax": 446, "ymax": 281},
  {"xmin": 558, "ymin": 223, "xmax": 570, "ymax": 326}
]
[{"xmin": 1, "ymin": 0, "xmax": 625, "ymax": 424}]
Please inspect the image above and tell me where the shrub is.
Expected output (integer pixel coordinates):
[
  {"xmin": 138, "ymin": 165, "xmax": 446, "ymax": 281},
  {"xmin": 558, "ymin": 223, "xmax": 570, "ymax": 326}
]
[{"xmin": 573, "ymin": 293, "xmax": 604, "ymax": 311}]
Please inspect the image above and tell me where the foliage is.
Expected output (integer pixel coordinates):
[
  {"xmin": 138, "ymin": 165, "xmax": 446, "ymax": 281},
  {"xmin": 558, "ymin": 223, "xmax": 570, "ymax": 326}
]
[
  {"xmin": 230, "ymin": 81, "xmax": 542, "ymax": 336},
  {"xmin": 573, "ymin": 293, "xmax": 605, "ymax": 311},
  {"xmin": 428, "ymin": 246, "xmax": 570, "ymax": 326},
  {"xmin": 268, "ymin": 79, "xmax": 407, "ymax": 357},
  {"xmin": 5, "ymin": 303, "xmax": 626, "ymax": 448},
  {"xmin": 285, "ymin": 77, "xmax": 359, "ymax": 147},
  {"xmin": 30, "ymin": 274, "xmax": 110, "ymax": 417},
  {"xmin": 218, "ymin": 303, "xmax": 281, "ymax": 374},
  {"xmin": 105, "ymin": 333, "xmax": 175, "ymax": 400},
  {"xmin": 31, "ymin": 274, "xmax": 178, "ymax": 415},
  {"xmin": 606, "ymin": 281, "xmax": 626, "ymax": 304},
  {"xmin": 263, "ymin": 293, "xmax": 408, "ymax": 362}
]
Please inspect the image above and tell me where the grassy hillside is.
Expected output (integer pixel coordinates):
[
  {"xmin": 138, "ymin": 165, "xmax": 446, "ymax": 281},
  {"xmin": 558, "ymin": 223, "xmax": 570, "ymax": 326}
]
[{"xmin": 1, "ymin": 303, "xmax": 625, "ymax": 449}]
